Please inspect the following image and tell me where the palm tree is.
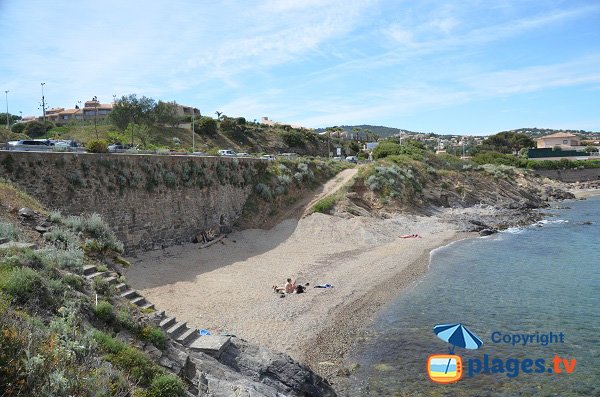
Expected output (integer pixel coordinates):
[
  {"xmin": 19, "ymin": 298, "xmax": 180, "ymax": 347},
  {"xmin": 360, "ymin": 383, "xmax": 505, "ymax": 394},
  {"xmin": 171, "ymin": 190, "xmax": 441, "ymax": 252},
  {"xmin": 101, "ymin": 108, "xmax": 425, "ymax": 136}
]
[{"xmin": 215, "ymin": 111, "xmax": 223, "ymax": 121}]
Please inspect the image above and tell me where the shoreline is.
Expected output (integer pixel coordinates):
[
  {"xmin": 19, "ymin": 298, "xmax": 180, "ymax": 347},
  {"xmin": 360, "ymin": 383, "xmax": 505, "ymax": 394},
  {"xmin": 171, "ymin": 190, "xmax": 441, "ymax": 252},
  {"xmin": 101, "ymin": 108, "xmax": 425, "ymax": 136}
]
[{"xmin": 303, "ymin": 230, "xmax": 473, "ymax": 380}]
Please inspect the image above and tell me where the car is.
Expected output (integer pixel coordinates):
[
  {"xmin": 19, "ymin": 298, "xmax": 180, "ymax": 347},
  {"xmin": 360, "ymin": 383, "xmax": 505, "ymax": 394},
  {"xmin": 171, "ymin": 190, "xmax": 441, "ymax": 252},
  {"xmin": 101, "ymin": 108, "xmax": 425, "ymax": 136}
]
[
  {"xmin": 8, "ymin": 139, "xmax": 51, "ymax": 151},
  {"xmin": 217, "ymin": 149, "xmax": 237, "ymax": 156},
  {"xmin": 332, "ymin": 156, "xmax": 343, "ymax": 161},
  {"xmin": 345, "ymin": 156, "xmax": 358, "ymax": 163},
  {"xmin": 108, "ymin": 143, "xmax": 126, "ymax": 152},
  {"xmin": 260, "ymin": 155, "xmax": 275, "ymax": 161},
  {"xmin": 236, "ymin": 152, "xmax": 251, "ymax": 157}
]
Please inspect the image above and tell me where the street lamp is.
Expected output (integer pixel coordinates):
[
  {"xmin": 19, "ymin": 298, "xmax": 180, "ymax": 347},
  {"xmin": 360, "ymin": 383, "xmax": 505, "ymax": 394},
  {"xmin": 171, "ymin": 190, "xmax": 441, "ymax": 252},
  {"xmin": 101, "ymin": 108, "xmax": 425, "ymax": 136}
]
[
  {"xmin": 4, "ymin": 90, "xmax": 9, "ymax": 129},
  {"xmin": 41, "ymin": 83, "xmax": 47, "ymax": 139}
]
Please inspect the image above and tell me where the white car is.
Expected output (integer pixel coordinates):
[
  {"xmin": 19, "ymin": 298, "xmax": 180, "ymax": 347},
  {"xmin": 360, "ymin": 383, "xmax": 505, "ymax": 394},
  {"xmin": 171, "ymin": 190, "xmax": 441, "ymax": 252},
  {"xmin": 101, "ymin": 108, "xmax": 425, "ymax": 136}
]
[
  {"xmin": 260, "ymin": 155, "xmax": 275, "ymax": 161},
  {"xmin": 218, "ymin": 149, "xmax": 237, "ymax": 156},
  {"xmin": 236, "ymin": 152, "xmax": 251, "ymax": 157}
]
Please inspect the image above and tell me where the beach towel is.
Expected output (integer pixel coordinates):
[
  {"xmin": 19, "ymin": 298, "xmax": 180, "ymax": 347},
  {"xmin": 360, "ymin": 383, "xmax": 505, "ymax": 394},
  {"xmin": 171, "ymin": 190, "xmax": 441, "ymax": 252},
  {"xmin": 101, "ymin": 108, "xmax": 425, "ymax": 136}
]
[{"xmin": 314, "ymin": 283, "xmax": 334, "ymax": 288}]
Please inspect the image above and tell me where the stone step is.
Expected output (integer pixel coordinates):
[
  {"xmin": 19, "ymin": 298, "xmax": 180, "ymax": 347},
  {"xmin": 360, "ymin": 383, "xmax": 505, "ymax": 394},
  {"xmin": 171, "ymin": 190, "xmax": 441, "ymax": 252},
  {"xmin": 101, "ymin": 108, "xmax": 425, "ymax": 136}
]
[
  {"xmin": 130, "ymin": 296, "xmax": 146, "ymax": 306},
  {"xmin": 104, "ymin": 276, "xmax": 118, "ymax": 285},
  {"xmin": 83, "ymin": 265, "xmax": 97, "ymax": 276},
  {"xmin": 141, "ymin": 302, "xmax": 155, "ymax": 311},
  {"xmin": 189, "ymin": 335, "xmax": 231, "ymax": 358},
  {"xmin": 120, "ymin": 289, "xmax": 138, "ymax": 299},
  {"xmin": 166, "ymin": 321, "xmax": 187, "ymax": 338},
  {"xmin": 85, "ymin": 271, "xmax": 106, "ymax": 280},
  {"xmin": 176, "ymin": 327, "xmax": 197, "ymax": 345},
  {"xmin": 115, "ymin": 283, "xmax": 127, "ymax": 293},
  {"xmin": 159, "ymin": 317, "xmax": 176, "ymax": 329}
]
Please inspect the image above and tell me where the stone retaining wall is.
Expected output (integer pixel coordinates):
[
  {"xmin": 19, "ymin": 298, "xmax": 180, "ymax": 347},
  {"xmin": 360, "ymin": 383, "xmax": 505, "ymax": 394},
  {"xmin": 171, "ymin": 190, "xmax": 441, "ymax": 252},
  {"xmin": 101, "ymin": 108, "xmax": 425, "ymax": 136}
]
[
  {"xmin": 534, "ymin": 168, "xmax": 600, "ymax": 182},
  {"xmin": 0, "ymin": 152, "xmax": 265, "ymax": 252}
]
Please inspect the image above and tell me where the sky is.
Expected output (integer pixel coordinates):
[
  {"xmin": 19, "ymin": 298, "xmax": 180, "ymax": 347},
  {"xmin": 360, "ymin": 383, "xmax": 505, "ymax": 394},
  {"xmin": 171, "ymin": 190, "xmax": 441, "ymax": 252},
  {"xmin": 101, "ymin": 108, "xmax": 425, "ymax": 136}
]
[{"xmin": 1, "ymin": 0, "xmax": 599, "ymax": 135}]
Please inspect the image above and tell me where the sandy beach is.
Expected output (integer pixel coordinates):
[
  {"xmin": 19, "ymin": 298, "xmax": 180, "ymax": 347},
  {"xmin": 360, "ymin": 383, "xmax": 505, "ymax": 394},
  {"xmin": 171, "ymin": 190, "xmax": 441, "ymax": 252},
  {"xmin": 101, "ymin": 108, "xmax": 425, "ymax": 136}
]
[{"xmin": 124, "ymin": 212, "xmax": 466, "ymax": 376}]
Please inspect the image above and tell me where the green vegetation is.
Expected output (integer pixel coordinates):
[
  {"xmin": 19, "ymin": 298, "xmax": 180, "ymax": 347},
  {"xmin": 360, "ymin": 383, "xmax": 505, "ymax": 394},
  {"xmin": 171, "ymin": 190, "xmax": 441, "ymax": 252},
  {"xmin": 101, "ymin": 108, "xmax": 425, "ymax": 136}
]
[
  {"xmin": 86, "ymin": 139, "xmax": 109, "ymax": 153},
  {"xmin": 0, "ymin": 222, "xmax": 19, "ymax": 241},
  {"xmin": 0, "ymin": 194, "xmax": 187, "ymax": 396},
  {"xmin": 312, "ymin": 195, "xmax": 337, "ymax": 214}
]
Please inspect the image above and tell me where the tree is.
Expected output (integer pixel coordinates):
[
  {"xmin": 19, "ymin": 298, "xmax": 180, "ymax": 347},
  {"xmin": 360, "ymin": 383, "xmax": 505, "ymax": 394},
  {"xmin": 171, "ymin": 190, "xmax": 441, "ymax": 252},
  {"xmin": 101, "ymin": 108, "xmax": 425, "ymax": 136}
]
[
  {"xmin": 197, "ymin": 117, "xmax": 218, "ymax": 136},
  {"xmin": 110, "ymin": 94, "xmax": 156, "ymax": 146},
  {"xmin": 477, "ymin": 132, "xmax": 536, "ymax": 154},
  {"xmin": 24, "ymin": 120, "xmax": 53, "ymax": 137},
  {"xmin": 109, "ymin": 94, "xmax": 157, "ymax": 131},
  {"xmin": 11, "ymin": 122, "xmax": 26, "ymax": 134},
  {"xmin": 154, "ymin": 101, "xmax": 179, "ymax": 128}
]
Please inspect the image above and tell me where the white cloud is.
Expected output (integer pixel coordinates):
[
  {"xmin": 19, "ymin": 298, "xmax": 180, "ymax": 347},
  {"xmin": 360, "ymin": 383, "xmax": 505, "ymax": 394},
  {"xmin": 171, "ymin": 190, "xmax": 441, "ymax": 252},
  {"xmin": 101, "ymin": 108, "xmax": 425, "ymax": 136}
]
[{"xmin": 461, "ymin": 56, "xmax": 600, "ymax": 95}]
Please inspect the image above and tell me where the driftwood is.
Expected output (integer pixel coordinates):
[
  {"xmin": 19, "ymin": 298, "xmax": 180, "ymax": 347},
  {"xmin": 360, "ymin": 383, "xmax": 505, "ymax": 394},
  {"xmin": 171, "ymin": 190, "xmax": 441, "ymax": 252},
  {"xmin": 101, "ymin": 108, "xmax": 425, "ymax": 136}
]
[{"xmin": 199, "ymin": 235, "xmax": 225, "ymax": 249}]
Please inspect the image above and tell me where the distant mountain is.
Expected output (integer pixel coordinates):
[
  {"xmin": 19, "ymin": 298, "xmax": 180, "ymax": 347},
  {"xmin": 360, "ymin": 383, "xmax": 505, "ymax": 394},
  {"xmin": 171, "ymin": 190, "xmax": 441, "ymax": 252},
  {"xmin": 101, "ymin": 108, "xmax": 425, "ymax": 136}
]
[
  {"xmin": 493, "ymin": 128, "xmax": 599, "ymax": 138},
  {"xmin": 314, "ymin": 125, "xmax": 425, "ymax": 138},
  {"xmin": 314, "ymin": 125, "xmax": 600, "ymax": 139}
]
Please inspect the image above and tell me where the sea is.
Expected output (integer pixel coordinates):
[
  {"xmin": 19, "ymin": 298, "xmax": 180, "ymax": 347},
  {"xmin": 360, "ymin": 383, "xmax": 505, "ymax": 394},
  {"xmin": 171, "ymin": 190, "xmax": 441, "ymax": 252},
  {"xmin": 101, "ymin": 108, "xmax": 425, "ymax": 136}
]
[{"xmin": 345, "ymin": 195, "xmax": 600, "ymax": 397}]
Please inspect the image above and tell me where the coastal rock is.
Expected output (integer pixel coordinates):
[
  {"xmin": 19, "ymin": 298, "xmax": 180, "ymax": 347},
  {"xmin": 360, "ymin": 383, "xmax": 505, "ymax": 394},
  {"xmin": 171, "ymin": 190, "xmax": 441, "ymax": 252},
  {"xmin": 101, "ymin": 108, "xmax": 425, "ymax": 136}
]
[
  {"xmin": 479, "ymin": 228, "xmax": 497, "ymax": 236},
  {"xmin": 162, "ymin": 338, "xmax": 336, "ymax": 397},
  {"xmin": 18, "ymin": 207, "xmax": 35, "ymax": 218}
]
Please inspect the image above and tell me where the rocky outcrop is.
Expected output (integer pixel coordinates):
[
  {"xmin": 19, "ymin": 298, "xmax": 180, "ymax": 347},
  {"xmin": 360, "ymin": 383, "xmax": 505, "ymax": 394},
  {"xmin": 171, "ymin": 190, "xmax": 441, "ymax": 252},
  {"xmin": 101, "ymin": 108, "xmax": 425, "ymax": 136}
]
[{"xmin": 159, "ymin": 339, "xmax": 336, "ymax": 397}]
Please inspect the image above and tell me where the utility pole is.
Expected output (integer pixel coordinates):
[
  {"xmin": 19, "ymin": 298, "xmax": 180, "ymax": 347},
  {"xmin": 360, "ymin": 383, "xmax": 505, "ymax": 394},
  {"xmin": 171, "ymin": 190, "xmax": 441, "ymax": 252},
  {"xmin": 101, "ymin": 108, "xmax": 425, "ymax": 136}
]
[
  {"xmin": 4, "ymin": 90, "xmax": 9, "ymax": 129},
  {"xmin": 94, "ymin": 99, "xmax": 99, "ymax": 139},
  {"xmin": 191, "ymin": 111, "xmax": 195, "ymax": 152},
  {"xmin": 41, "ymin": 83, "xmax": 47, "ymax": 139}
]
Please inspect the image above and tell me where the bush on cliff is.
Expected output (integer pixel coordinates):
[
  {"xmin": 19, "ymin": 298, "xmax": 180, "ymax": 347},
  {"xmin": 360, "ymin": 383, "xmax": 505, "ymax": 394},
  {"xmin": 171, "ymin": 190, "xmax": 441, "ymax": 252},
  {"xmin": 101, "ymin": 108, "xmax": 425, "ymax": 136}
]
[{"xmin": 86, "ymin": 139, "xmax": 109, "ymax": 153}]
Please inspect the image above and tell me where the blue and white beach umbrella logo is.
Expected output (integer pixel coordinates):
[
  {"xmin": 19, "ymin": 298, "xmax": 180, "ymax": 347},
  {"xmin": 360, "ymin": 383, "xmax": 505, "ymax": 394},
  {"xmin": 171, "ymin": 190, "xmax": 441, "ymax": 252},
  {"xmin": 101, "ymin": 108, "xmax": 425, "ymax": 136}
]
[
  {"xmin": 427, "ymin": 323, "xmax": 483, "ymax": 384},
  {"xmin": 434, "ymin": 323, "xmax": 483, "ymax": 353}
]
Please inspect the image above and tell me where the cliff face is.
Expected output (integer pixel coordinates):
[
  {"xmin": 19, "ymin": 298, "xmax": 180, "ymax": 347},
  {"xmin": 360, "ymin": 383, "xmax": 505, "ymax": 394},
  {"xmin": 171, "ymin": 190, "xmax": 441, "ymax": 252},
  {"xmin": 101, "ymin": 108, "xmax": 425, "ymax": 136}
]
[
  {"xmin": 341, "ymin": 164, "xmax": 574, "ymax": 230},
  {"xmin": 0, "ymin": 152, "xmax": 266, "ymax": 252}
]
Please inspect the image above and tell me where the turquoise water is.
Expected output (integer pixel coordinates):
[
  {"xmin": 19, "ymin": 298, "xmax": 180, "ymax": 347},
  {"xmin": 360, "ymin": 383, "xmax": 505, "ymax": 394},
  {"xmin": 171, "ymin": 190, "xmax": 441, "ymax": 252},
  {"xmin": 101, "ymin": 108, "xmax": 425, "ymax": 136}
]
[{"xmin": 346, "ymin": 196, "xmax": 600, "ymax": 396}]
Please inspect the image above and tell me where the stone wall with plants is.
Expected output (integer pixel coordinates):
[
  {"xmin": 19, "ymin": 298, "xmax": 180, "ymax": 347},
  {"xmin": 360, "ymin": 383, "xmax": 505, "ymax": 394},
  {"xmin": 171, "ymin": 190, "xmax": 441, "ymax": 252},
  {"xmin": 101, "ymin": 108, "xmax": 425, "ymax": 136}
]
[{"xmin": 0, "ymin": 152, "xmax": 266, "ymax": 252}]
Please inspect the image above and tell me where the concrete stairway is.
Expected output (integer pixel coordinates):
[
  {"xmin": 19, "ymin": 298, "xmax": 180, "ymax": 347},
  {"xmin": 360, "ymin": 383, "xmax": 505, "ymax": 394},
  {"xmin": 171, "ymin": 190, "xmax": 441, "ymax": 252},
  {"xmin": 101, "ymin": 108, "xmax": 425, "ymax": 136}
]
[
  {"xmin": 155, "ymin": 311, "xmax": 231, "ymax": 357},
  {"xmin": 84, "ymin": 264, "xmax": 229, "ymax": 357},
  {"xmin": 84, "ymin": 264, "xmax": 155, "ymax": 310}
]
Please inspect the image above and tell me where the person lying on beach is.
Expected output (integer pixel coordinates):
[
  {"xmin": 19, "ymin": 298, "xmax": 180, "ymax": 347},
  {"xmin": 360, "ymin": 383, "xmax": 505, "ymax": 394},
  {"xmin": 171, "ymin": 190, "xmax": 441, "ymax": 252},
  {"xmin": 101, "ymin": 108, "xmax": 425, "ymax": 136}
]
[{"xmin": 400, "ymin": 234, "xmax": 421, "ymax": 239}]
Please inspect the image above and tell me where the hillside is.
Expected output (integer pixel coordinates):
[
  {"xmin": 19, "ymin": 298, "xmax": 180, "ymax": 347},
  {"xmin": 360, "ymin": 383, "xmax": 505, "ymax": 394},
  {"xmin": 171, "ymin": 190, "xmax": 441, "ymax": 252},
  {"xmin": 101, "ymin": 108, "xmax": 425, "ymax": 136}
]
[
  {"xmin": 314, "ymin": 124, "xmax": 424, "ymax": 138},
  {"xmin": 12, "ymin": 119, "xmax": 331, "ymax": 156},
  {"xmin": 497, "ymin": 127, "xmax": 600, "ymax": 138}
]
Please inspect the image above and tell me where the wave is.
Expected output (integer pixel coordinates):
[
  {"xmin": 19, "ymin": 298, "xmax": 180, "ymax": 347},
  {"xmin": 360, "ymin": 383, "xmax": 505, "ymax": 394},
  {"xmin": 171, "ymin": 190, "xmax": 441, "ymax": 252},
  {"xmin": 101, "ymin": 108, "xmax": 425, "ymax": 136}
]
[{"xmin": 537, "ymin": 219, "xmax": 568, "ymax": 225}]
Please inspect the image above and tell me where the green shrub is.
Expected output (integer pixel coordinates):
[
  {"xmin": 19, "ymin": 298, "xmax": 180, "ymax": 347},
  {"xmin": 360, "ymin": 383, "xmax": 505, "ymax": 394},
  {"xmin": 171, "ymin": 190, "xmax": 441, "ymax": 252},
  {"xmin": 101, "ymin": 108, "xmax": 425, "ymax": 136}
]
[
  {"xmin": 111, "ymin": 346, "xmax": 159, "ymax": 385},
  {"xmin": 255, "ymin": 183, "xmax": 272, "ymax": 201},
  {"xmin": 86, "ymin": 140, "xmax": 109, "ymax": 153},
  {"xmin": 37, "ymin": 247, "xmax": 84, "ymax": 273},
  {"xmin": 93, "ymin": 330, "xmax": 124, "ymax": 354},
  {"xmin": 0, "ymin": 222, "xmax": 19, "ymax": 241},
  {"xmin": 2, "ymin": 266, "xmax": 46, "ymax": 304},
  {"xmin": 140, "ymin": 327, "xmax": 166, "ymax": 350},
  {"xmin": 116, "ymin": 307, "xmax": 137, "ymax": 331},
  {"xmin": 44, "ymin": 227, "xmax": 79, "ymax": 249},
  {"xmin": 472, "ymin": 152, "xmax": 527, "ymax": 168},
  {"xmin": 63, "ymin": 273, "xmax": 84, "ymax": 291},
  {"xmin": 93, "ymin": 277, "xmax": 111, "ymax": 296},
  {"xmin": 149, "ymin": 374, "xmax": 186, "ymax": 397},
  {"xmin": 48, "ymin": 210, "xmax": 63, "ymax": 224},
  {"xmin": 372, "ymin": 140, "xmax": 426, "ymax": 160},
  {"xmin": 312, "ymin": 196, "xmax": 337, "ymax": 214},
  {"xmin": 93, "ymin": 300, "xmax": 114, "ymax": 322}
]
